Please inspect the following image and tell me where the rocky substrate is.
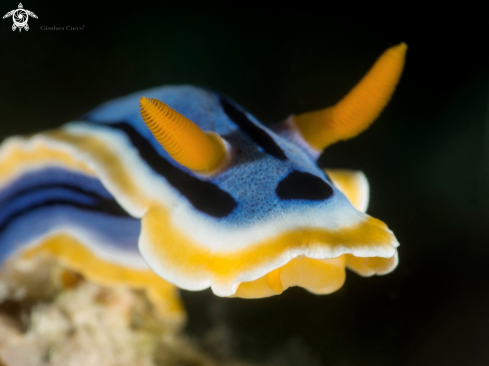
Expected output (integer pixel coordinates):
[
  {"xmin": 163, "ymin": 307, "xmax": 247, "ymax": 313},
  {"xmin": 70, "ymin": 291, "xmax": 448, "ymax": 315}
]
[{"xmin": 0, "ymin": 254, "xmax": 255, "ymax": 366}]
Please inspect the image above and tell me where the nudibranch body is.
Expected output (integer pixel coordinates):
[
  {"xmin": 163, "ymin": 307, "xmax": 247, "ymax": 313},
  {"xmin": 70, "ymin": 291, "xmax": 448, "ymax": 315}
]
[{"xmin": 0, "ymin": 44, "xmax": 405, "ymax": 311}]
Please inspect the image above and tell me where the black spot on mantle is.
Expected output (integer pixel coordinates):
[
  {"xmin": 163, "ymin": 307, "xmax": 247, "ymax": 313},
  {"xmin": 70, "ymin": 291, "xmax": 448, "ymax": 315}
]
[
  {"xmin": 220, "ymin": 97, "xmax": 287, "ymax": 160},
  {"xmin": 276, "ymin": 171, "xmax": 333, "ymax": 201},
  {"xmin": 92, "ymin": 121, "xmax": 237, "ymax": 218}
]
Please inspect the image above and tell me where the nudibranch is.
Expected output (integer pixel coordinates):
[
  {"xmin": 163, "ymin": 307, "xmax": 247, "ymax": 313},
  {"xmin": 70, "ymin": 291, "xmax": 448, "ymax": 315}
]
[{"xmin": 0, "ymin": 44, "xmax": 406, "ymax": 310}]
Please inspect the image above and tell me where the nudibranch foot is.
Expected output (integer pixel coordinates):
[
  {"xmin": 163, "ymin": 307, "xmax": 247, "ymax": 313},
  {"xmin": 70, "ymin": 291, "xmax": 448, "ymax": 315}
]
[
  {"xmin": 235, "ymin": 256, "xmax": 347, "ymax": 299},
  {"xmin": 139, "ymin": 203, "xmax": 398, "ymax": 299}
]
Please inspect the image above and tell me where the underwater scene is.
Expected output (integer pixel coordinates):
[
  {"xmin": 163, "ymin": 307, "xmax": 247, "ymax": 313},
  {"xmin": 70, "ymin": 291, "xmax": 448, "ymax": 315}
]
[{"xmin": 0, "ymin": 5, "xmax": 488, "ymax": 366}]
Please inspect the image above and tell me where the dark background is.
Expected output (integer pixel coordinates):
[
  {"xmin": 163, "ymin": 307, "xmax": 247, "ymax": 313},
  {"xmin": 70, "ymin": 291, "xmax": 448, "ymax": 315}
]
[{"xmin": 1, "ymin": 3, "xmax": 488, "ymax": 365}]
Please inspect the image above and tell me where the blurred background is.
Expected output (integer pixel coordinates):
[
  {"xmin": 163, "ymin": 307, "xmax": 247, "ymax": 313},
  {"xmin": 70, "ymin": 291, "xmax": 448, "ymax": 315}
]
[{"xmin": 1, "ymin": 3, "xmax": 488, "ymax": 365}]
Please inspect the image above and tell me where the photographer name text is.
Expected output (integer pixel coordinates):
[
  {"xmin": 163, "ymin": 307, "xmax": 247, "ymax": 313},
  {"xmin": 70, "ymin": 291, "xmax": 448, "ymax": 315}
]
[{"xmin": 40, "ymin": 25, "xmax": 85, "ymax": 31}]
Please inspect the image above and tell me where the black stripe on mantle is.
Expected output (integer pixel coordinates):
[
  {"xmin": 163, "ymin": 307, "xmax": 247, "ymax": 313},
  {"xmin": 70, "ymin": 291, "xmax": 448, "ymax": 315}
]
[{"xmin": 90, "ymin": 121, "xmax": 238, "ymax": 219}]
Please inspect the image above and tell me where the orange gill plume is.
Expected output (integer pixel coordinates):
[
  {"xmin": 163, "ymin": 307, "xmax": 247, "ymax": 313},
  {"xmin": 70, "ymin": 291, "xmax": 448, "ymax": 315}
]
[
  {"xmin": 139, "ymin": 97, "xmax": 229, "ymax": 173},
  {"xmin": 293, "ymin": 43, "xmax": 407, "ymax": 150}
]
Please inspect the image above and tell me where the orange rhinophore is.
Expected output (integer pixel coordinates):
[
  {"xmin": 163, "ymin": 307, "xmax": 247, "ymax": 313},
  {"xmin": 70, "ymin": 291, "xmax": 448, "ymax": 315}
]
[
  {"xmin": 139, "ymin": 97, "xmax": 229, "ymax": 173},
  {"xmin": 293, "ymin": 43, "xmax": 407, "ymax": 150}
]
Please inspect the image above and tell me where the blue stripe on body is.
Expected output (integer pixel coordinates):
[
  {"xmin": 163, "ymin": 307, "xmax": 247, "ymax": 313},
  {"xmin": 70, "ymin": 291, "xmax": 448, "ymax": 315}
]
[
  {"xmin": 0, "ymin": 167, "xmax": 142, "ymax": 266},
  {"xmin": 0, "ymin": 204, "xmax": 142, "ymax": 266},
  {"xmin": 0, "ymin": 167, "xmax": 114, "ymax": 205},
  {"xmin": 0, "ymin": 187, "xmax": 98, "ymax": 229}
]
